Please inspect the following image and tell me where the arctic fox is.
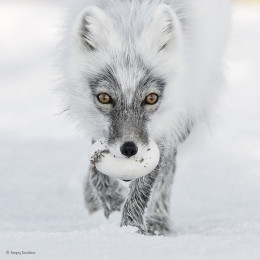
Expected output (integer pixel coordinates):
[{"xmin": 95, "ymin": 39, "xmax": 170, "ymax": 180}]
[{"xmin": 65, "ymin": 0, "xmax": 230, "ymax": 234}]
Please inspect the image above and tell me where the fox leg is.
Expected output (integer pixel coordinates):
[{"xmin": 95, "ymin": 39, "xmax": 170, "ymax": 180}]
[
  {"xmin": 84, "ymin": 171, "xmax": 101, "ymax": 214},
  {"xmin": 120, "ymin": 170, "xmax": 158, "ymax": 234},
  {"xmin": 85, "ymin": 167, "xmax": 127, "ymax": 218},
  {"xmin": 120, "ymin": 149, "xmax": 176, "ymax": 235},
  {"xmin": 146, "ymin": 150, "xmax": 176, "ymax": 235}
]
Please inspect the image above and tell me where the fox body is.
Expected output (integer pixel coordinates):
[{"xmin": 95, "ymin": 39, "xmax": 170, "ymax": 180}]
[{"xmin": 65, "ymin": 0, "xmax": 230, "ymax": 234}]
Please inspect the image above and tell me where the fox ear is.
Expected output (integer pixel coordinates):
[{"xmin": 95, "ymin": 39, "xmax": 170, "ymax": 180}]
[
  {"xmin": 143, "ymin": 4, "xmax": 182, "ymax": 53},
  {"xmin": 75, "ymin": 6, "xmax": 113, "ymax": 51}
]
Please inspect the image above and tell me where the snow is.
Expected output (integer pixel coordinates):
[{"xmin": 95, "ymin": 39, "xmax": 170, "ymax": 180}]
[{"xmin": 0, "ymin": 2, "xmax": 260, "ymax": 259}]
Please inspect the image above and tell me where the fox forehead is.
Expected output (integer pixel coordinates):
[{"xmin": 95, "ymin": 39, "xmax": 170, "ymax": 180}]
[{"xmin": 87, "ymin": 53, "xmax": 166, "ymax": 104}]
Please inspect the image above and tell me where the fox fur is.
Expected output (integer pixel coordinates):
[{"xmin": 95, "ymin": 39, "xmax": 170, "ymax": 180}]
[{"xmin": 63, "ymin": 0, "xmax": 231, "ymax": 234}]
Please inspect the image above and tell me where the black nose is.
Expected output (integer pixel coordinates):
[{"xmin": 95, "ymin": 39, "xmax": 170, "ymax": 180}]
[{"xmin": 120, "ymin": 142, "xmax": 138, "ymax": 157}]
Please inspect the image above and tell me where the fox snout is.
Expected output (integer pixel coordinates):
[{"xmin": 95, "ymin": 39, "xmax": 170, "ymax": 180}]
[
  {"xmin": 107, "ymin": 138, "xmax": 147, "ymax": 159},
  {"xmin": 120, "ymin": 141, "xmax": 138, "ymax": 157}
]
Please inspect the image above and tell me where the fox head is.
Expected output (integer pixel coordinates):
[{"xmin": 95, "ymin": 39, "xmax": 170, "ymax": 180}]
[{"xmin": 68, "ymin": 3, "xmax": 184, "ymax": 158}]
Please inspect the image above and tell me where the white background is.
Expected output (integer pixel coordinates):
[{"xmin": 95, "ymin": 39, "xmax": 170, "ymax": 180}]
[{"xmin": 0, "ymin": 1, "xmax": 259, "ymax": 259}]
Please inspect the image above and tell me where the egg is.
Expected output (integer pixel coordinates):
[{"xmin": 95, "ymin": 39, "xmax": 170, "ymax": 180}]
[{"xmin": 90, "ymin": 138, "xmax": 160, "ymax": 180}]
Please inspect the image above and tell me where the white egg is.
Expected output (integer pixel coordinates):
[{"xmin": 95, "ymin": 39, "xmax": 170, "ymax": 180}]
[{"xmin": 90, "ymin": 138, "xmax": 160, "ymax": 180}]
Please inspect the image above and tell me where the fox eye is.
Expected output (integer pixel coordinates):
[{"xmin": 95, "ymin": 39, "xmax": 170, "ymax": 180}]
[
  {"xmin": 97, "ymin": 93, "xmax": 112, "ymax": 104},
  {"xmin": 144, "ymin": 93, "xmax": 158, "ymax": 105}
]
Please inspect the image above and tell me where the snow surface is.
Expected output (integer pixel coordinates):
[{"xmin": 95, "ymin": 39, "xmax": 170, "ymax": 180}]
[{"xmin": 0, "ymin": 2, "xmax": 260, "ymax": 260}]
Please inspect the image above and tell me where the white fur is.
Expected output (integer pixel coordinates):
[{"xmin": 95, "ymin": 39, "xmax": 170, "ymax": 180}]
[
  {"xmin": 64, "ymin": 0, "xmax": 230, "ymax": 149},
  {"xmin": 61, "ymin": 0, "xmax": 231, "ymax": 234}
]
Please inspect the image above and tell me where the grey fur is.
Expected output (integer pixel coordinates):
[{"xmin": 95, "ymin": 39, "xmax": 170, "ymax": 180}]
[
  {"xmin": 87, "ymin": 62, "xmax": 165, "ymax": 147},
  {"xmin": 146, "ymin": 148, "xmax": 177, "ymax": 234},
  {"xmin": 67, "ymin": 0, "xmax": 230, "ymax": 235},
  {"xmin": 80, "ymin": 2, "xmax": 184, "ymax": 235},
  {"xmin": 120, "ymin": 169, "xmax": 158, "ymax": 234},
  {"xmin": 88, "ymin": 167, "xmax": 128, "ymax": 218}
]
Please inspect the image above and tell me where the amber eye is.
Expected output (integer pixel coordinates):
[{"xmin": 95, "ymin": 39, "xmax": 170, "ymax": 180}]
[
  {"xmin": 97, "ymin": 93, "xmax": 112, "ymax": 104},
  {"xmin": 144, "ymin": 93, "xmax": 158, "ymax": 105}
]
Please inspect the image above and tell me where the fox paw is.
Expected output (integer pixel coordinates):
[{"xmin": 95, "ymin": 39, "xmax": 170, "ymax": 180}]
[
  {"xmin": 146, "ymin": 215, "xmax": 172, "ymax": 235},
  {"xmin": 120, "ymin": 214, "xmax": 148, "ymax": 235}
]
